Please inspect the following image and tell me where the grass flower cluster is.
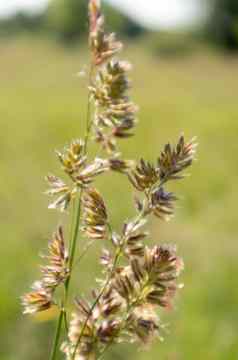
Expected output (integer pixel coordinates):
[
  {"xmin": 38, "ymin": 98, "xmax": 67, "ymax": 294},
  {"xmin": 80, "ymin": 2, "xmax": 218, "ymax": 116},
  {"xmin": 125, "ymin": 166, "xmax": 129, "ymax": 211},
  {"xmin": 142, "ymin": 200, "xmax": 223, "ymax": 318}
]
[{"xmin": 21, "ymin": 1, "xmax": 196, "ymax": 359}]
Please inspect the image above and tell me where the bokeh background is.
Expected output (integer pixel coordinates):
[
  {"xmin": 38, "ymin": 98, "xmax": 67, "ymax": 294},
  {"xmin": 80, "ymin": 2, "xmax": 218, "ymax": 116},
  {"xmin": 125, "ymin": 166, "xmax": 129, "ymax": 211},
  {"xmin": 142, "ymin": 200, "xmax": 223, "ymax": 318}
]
[{"xmin": 1, "ymin": 0, "xmax": 238, "ymax": 359}]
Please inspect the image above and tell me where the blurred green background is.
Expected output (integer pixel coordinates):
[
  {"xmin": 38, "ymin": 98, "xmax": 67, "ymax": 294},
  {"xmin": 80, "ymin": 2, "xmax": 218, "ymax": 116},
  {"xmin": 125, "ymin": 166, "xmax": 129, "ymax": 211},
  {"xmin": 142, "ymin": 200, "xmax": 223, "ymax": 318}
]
[{"xmin": 1, "ymin": 1, "xmax": 238, "ymax": 359}]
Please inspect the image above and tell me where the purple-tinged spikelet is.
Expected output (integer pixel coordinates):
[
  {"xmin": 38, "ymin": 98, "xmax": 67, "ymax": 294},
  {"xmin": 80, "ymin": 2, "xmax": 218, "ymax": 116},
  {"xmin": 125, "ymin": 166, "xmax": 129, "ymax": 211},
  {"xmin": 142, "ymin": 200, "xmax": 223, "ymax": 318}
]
[{"xmin": 41, "ymin": 226, "xmax": 69, "ymax": 289}]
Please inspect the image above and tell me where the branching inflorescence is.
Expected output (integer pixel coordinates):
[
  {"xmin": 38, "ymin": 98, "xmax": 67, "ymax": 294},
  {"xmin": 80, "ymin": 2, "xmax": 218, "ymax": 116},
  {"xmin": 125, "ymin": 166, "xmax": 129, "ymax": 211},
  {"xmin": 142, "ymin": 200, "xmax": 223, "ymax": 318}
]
[{"xmin": 21, "ymin": 1, "xmax": 197, "ymax": 359}]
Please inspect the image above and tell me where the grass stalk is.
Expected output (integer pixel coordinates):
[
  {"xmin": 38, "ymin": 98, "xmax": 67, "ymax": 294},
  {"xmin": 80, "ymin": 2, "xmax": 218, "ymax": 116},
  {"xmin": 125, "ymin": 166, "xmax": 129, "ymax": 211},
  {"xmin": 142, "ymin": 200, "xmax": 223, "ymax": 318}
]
[
  {"xmin": 49, "ymin": 308, "xmax": 64, "ymax": 360},
  {"xmin": 49, "ymin": 63, "xmax": 94, "ymax": 360}
]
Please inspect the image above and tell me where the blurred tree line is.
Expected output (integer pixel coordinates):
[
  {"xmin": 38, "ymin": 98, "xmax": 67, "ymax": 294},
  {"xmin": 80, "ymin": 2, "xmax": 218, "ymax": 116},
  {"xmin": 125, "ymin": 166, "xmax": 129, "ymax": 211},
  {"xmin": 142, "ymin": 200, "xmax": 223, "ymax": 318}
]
[
  {"xmin": 0, "ymin": 0, "xmax": 238, "ymax": 52},
  {"xmin": 207, "ymin": 0, "xmax": 238, "ymax": 51},
  {"xmin": 0, "ymin": 0, "xmax": 144, "ymax": 42}
]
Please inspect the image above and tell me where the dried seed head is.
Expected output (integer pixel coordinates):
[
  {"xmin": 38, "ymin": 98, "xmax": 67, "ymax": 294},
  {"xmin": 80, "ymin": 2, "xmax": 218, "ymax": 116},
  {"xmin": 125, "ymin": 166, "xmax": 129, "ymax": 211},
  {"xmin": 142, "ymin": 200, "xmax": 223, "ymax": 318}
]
[
  {"xmin": 127, "ymin": 305, "xmax": 159, "ymax": 345},
  {"xmin": 112, "ymin": 245, "xmax": 183, "ymax": 310},
  {"xmin": 125, "ymin": 230, "xmax": 147, "ymax": 258},
  {"xmin": 91, "ymin": 59, "xmax": 137, "ymax": 153},
  {"xmin": 94, "ymin": 128, "xmax": 117, "ymax": 153},
  {"xmin": 144, "ymin": 245, "xmax": 184, "ymax": 308},
  {"xmin": 123, "ymin": 217, "xmax": 147, "ymax": 239},
  {"xmin": 113, "ymin": 268, "xmax": 135, "ymax": 302},
  {"xmin": 108, "ymin": 157, "xmax": 134, "ymax": 174},
  {"xmin": 21, "ymin": 281, "xmax": 53, "ymax": 315},
  {"xmin": 100, "ymin": 294, "xmax": 122, "ymax": 317},
  {"xmin": 89, "ymin": 0, "xmax": 101, "ymax": 35},
  {"xmin": 75, "ymin": 158, "xmax": 109, "ymax": 187},
  {"xmin": 91, "ymin": 61, "xmax": 131, "ymax": 105},
  {"xmin": 41, "ymin": 226, "xmax": 69, "ymax": 289},
  {"xmin": 128, "ymin": 159, "xmax": 159, "ymax": 192},
  {"xmin": 100, "ymin": 248, "xmax": 113, "ymax": 270},
  {"xmin": 61, "ymin": 306, "xmax": 96, "ymax": 360},
  {"xmin": 96, "ymin": 102, "xmax": 137, "ymax": 132},
  {"xmin": 97, "ymin": 319, "xmax": 121, "ymax": 344},
  {"xmin": 62, "ymin": 288, "xmax": 123, "ymax": 359},
  {"xmin": 89, "ymin": 0, "xmax": 122, "ymax": 66},
  {"xmin": 82, "ymin": 188, "xmax": 108, "ymax": 240},
  {"xmin": 129, "ymin": 136, "xmax": 196, "ymax": 192},
  {"xmin": 46, "ymin": 175, "xmax": 76, "ymax": 212},
  {"xmin": 56, "ymin": 139, "xmax": 86, "ymax": 175},
  {"xmin": 158, "ymin": 135, "xmax": 197, "ymax": 182},
  {"xmin": 122, "ymin": 217, "xmax": 147, "ymax": 258},
  {"xmin": 21, "ymin": 226, "xmax": 69, "ymax": 316},
  {"xmin": 134, "ymin": 196, "xmax": 144, "ymax": 213},
  {"xmin": 150, "ymin": 188, "xmax": 177, "ymax": 221},
  {"xmin": 93, "ymin": 286, "xmax": 123, "ymax": 322},
  {"xmin": 112, "ymin": 115, "xmax": 136, "ymax": 138},
  {"xmin": 130, "ymin": 258, "xmax": 146, "ymax": 283}
]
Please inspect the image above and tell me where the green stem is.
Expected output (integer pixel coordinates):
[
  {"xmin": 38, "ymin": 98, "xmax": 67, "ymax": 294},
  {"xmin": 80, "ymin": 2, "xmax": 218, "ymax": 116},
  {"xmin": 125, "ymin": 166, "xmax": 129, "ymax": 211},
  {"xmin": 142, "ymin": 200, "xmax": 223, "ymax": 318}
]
[
  {"xmin": 49, "ymin": 308, "xmax": 64, "ymax": 360},
  {"xmin": 73, "ymin": 239, "xmax": 95, "ymax": 270},
  {"xmin": 69, "ymin": 194, "xmax": 83, "ymax": 270},
  {"xmin": 49, "ymin": 63, "xmax": 94, "ymax": 360},
  {"xmin": 63, "ymin": 308, "xmax": 68, "ymax": 333},
  {"xmin": 65, "ymin": 62, "xmax": 94, "ymax": 298}
]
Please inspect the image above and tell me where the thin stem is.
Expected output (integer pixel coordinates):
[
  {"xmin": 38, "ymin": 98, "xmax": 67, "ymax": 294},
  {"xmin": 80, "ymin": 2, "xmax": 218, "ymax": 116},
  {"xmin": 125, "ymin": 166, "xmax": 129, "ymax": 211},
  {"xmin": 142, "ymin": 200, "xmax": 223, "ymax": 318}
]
[
  {"xmin": 83, "ymin": 64, "xmax": 94, "ymax": 156},
  {"xmin": 49, "ymin": 63, "xmax": 94, "ymax": 360},
  {"xmin": 65, "ymin": 62, "xmax": 94, "ymax": 297},
  {"xmin": 69, "ymin": 193, "xmax": 83, "ymax": 271},
  {"xmin": 49, "ymin": 308, "xmax": 64, "ymax": 360},
  {"xmin": 97, "ymin": 342, "xmax": 111, "ymax": 360},
  {"xmin": 63, "ymin": 307, "xmax": 69, "ymax": 334},
  {"xmin": 73, "ymin": 239, "xmax": 95, "ymax": 270},
  {"xmin": 68, "ymin": 199, "xmax": 76, "ymax": 253}
]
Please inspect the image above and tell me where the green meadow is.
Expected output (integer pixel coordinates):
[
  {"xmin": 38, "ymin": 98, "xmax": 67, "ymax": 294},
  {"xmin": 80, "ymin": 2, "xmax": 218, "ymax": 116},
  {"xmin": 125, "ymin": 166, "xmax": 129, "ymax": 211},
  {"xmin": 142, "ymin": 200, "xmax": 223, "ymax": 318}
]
[{"xmin": 1, "ymin": 37, "xmax": 238, "ymax": 360}]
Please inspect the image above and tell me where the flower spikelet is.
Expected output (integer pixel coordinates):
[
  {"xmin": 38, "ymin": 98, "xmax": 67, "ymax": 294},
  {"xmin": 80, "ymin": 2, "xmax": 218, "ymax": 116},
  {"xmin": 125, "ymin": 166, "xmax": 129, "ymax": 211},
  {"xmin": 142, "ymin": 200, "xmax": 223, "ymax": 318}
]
[
  {"xmin": 91, "ymin": 60, "xmax": 137, "ymax": 153},
  {"xmin": 114, "ymin": 245, "xmax": 183, "ymax": 310},
  {"xmin": 89, "ymin": 0, "xmax": 122, "ymax": 66},
  {"xmin": 62, "ymin": 291, "xmax": 123, "ymax": 359},
  {"xmin": 21, "ymin": 281, "xmax": 53, "ymax": 315},
  {"xmin": 41, "ymin": 226, "xmax": 69, "ymax": 289},
  {"xmin": 75, "ymin": 158, "xmax": 109, "ymax": 187},
  {"xmin": 46, "ymin": 175, "xmax": 76, "ymax": 212},
  {"xmin": 97, "ymin": 319, "xmax": 121, "ymax": 345},
  {"xmin": 56, "ymin": 139, "xmax": 86, "ymax": 175},
  {"xmin": 122, "ymin": 217, "xmax": 148, "ymax": 258},
  {"xmin": 158, "ymin": 135, "xmax": 196, "ymax": 182},
  {"xmin": 92, "ymin": 61, "xmax": 131, "ymax": 105},
  {"xmin": 98, "ymin": 287, "xmax": 123, "ymax": 318},
  {"xmin": 127, "ymin": 305, "xmax": 159, "ymax": 345},
  {"xmin": 113, "ymin": 267, "xmax": 135, "ymax": 302},
  {"xmin": 150, "ymin": 188, "xmax": 177, "ymax": 221},
  {"xmin": 144, "ymin": 245, "xmax": 184, "ymax": 308},
  {"xmin": 82, "ymin": 187, "xmax": 108, "ymax": 239},
  {"xmin": 109, "ymin": 156, "xmax": 134, "ymax": 174},
  {"xmin": 128, "ymin": 159, "xmax": 159, "ymax": 192}
]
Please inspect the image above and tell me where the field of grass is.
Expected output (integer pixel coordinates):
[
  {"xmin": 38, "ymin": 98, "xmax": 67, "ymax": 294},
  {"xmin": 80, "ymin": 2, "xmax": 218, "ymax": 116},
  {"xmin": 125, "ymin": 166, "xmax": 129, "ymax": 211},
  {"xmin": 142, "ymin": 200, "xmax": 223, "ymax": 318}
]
[{"xmin": 1, "ymin": 37, "xmax": 238, "ymax": 360}]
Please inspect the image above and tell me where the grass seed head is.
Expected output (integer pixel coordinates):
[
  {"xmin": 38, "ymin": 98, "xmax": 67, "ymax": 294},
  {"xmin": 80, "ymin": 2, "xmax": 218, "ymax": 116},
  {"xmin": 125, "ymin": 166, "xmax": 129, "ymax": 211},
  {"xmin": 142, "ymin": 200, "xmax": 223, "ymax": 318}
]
[
  {"xmin": 41, "ymin": 226, "xmax": 70, "ymax": 289},
  {"xmin": 158, "ymin": 135, "xmax": 197, "ymax": 182},
  {"xmin": 21, "ymin": 281, "xmax": 53, "ymax": 315},
  {"xmin": 82, "ymin": 187, "xmax": 108, "ymax": 240},
  {"xmin": 56, "ymin": 139, "xmax": 86, "ymax": 175},
  {"xmin": 89, "ymin": 0, "xmax": 122, "ymax": 66}
]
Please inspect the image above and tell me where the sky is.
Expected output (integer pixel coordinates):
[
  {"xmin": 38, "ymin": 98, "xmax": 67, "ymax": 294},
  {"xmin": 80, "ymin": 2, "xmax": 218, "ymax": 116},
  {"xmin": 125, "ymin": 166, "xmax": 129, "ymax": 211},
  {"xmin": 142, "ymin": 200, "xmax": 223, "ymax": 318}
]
[{"xmin": 0, "ymin": 0, "xmax": 206, "ymax": 30}]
